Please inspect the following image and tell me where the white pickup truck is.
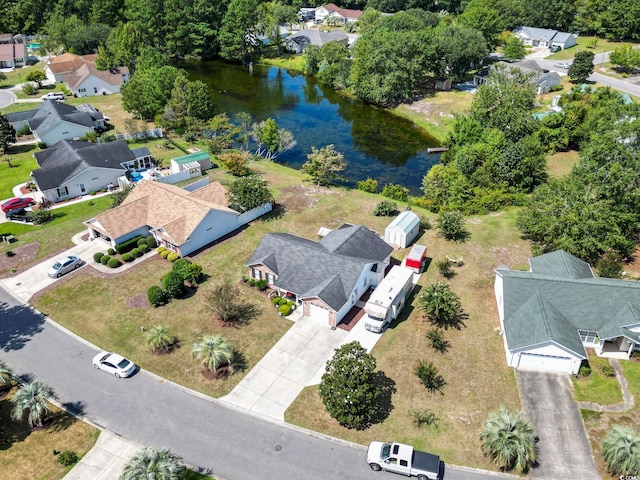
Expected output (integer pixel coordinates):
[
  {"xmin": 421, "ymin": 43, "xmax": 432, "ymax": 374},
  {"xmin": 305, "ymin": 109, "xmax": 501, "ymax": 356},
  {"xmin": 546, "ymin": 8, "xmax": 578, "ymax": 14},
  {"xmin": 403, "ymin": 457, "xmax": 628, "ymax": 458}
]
[{"xmin": 367, "ymin": 441, "xmax": 440, "ymax": 480}]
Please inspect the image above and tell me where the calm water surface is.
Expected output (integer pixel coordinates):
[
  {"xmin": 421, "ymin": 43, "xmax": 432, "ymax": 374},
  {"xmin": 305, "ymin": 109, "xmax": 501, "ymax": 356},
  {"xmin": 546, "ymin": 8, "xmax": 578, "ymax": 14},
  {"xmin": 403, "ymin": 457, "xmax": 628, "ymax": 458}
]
[{"xmin": 181, "ymin": 60, "xmax": 440, "ymax": 194}]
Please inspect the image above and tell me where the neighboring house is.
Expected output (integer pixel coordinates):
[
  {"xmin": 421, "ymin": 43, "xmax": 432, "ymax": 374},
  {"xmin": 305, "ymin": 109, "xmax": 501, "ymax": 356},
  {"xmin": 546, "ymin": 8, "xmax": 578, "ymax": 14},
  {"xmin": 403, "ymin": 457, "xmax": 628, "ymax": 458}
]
[
  {"xmin": 285, "ymin": 29, "xmax": 349, "ymax": 53},
  {"xmin": 171, "ymin": 151, "xmax": 212, "ymax": 175},
  {"xmin": 5, "ymin": 101, "xmax": 105, "ymax": 146},
  {"xmin": 45, "ymin": 52, "xmax": 129, "ymax": 96},
  {"xmin": 474, "ymin": 60, "xmax": 561, "ymax": 94},
  {"xmin": 246, "ymin": 224, "xmax": 393, "ymax": 328},
  {"xmin": 513, "ymin": 26, "xmax": 578, "ymax": 50},
  {"xmin": 384, "ymin": 211, "xmax": 420, "ymax": 248},
  {"xmin": 315, "ymin": 3, "xmax": 363, "ymax": 23},
  {"xmin": 495, "ymin": 250, "xmax": 640, "ymax": 375},
  {"xmin": 0, "ymin": 33, "xmax": 27, "ymax": 68},
  {"xmin": 32, "ymin": 139, "xmax": 140, "ymax": 202},
  {"xmin": 85, "ymin": 180, "xmax": 272, "ymax": 257}
]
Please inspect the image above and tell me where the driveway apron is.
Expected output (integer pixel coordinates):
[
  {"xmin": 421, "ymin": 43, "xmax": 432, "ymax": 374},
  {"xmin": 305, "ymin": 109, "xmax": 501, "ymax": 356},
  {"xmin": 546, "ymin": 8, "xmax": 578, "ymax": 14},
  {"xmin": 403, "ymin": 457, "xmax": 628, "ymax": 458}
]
[{"xmin": 516, "ymin": 370, "xmax": 600, "ymax": 480}]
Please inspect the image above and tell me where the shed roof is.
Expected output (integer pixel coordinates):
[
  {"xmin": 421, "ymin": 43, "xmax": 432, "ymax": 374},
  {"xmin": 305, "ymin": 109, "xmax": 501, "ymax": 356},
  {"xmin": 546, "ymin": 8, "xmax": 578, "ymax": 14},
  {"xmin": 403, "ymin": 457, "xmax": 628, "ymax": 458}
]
[
  {"xmin": 386, "ymin": 211, "xmax": 419, "ymax": 233},
  {"xmin": 172, "ymin": 151, "xmax": 210, "ymax": 164}
]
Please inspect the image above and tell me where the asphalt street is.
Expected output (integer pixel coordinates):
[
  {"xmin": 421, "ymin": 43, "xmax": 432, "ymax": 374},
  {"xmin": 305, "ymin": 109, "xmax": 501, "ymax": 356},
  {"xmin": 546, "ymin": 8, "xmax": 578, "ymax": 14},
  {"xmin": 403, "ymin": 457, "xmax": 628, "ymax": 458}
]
[{"xmin": 0, "ymin": 287, "xmax": 507, "ymax": 480}]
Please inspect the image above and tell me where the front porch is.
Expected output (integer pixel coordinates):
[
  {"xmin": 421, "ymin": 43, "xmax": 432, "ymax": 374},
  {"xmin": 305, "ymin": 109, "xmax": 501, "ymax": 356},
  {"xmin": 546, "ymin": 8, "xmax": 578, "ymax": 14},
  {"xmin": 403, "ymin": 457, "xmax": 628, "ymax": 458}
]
[{"xmin": 595, "ymin": 337, "xmax": 635, "ymax": 360}]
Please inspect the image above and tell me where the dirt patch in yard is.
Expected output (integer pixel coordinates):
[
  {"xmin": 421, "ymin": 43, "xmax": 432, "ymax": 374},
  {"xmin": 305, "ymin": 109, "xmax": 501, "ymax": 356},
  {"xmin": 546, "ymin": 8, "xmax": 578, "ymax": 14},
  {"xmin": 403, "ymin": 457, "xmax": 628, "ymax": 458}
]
[
  {"xmin": 0, "ymin": 242, "xmax": 40, "ymax": 277},
  {"xmin": 279, "ymin": 185, "xmax": 339, "ymax": 212},
  {"xmin": 127, "ymin": 293, "xmax": 151, "ymax": 309},
  {"xmin": 403, "ymin": 99, "xmax": 455, "ymax": 127}
]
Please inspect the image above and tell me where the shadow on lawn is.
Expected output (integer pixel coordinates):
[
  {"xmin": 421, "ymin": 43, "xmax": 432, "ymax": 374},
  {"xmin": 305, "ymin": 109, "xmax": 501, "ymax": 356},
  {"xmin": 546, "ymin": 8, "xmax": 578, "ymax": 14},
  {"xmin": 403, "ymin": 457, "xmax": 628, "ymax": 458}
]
[{"xmin": 0, "ymin": 390, "xmax": 31, "ymax": 450}]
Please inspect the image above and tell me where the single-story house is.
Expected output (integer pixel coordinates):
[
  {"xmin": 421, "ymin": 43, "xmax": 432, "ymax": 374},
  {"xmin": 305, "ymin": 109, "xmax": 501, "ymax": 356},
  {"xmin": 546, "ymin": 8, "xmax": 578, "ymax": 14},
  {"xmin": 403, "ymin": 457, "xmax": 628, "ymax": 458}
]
[
  {"xmin": 315, "ymin": 3, "xmax": 363, "ymax": 23},
  {"xmin": 495, "ymin": 250, "xmax": 640, "ymax": 375},
  {"xmin": 45, "ymin": 52, "xmax": 129, "ymax": 96},
  {"xmin": 474, "ymin": 60, "xmax": 561, "ymax": 94},
  {"xmin": 5, "ymin": 100, "xmax": 104, "ymax": 146},
  {"xmin": 246, "ymin": 224, "xmax": 393, "ymax": 328},
  {"xmin": 285, "ymin": 28, "xmax": 349, "ymax": 53},
  {"xmin": 31, "ymin": 139, "xmax": 149, "ymax": 202},
  {"xmin": 0, "ymin": 33, "xmax": 27, "ymax": 68},
  {"xmin": 513, "ymin": 26, "xmax": 577, "ymax": 50},
  {"xmin": 85, "ymin": 179, "xmax": 272, "ymax": 257},
  {"xmin": 385, "ymin": 211, "xmax": 420, "ymax": 248}
]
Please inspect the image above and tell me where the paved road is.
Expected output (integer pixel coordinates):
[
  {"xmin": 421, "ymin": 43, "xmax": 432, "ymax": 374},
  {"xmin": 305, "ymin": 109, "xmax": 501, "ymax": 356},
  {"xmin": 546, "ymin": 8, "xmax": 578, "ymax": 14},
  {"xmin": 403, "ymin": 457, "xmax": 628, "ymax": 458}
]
[{"xmin": 0, "ymin": 287, "xmax": 509, "ymax": 480}]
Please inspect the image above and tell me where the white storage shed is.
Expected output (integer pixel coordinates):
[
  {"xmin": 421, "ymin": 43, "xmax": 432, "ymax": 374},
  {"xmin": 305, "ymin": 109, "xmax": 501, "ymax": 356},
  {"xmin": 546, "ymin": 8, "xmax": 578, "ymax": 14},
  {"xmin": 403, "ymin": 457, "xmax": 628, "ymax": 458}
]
[{"xmin": 384, "ymin": 211, "xmax": 420, "ymax": 248}]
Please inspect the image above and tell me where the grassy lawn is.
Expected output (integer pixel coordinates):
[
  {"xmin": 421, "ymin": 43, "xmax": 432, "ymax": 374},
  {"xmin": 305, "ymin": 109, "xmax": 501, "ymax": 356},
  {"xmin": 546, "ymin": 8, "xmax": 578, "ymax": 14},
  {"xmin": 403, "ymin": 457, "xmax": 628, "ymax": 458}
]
[
  {"xmin": 547, "ymin": 150, "xmax": 579, "ymax": 179},
  {"xmin": 549, "ymin": 37, "xmax": 639, "ymax": 60},
  {"xmin": 0, "ymin": 196, "xmax": 111, "ymax": 274},
  {"xmin": 259, "ymin": 54, "xmax": 305, "ymax": 72},
  {"xmin": 580, "ymin": 359, "xmax": 640, "ymax": 478},
  {"xmin": 395, "ymin": 90, "xmax": 474, "ymax": 144},
  {"xmin": 0, "ymin": 145, "xmax": 39, "ymax": 198},
  {"xmin": 0, "ymin": 61, "xmax": 47, "ymax": 88},
  {"xmin": 573, "ymin": 354, "xmax": 623, "ymax": 405},
  {"xmin": 0, "ymin": 386, "xmax": 98, "ymax": 480},
  {"xmin": 65, "ymin": 94, "xmax": 136, "ymax": 134}
]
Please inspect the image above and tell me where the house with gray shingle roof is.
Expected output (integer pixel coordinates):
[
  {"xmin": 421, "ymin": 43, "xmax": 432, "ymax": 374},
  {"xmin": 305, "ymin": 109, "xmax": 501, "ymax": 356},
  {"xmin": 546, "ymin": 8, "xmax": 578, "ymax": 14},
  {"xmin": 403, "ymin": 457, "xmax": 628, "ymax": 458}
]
[
  {"xmin": 285, "ymin": 28, "xmax": 349, "ymax": 54},
  {"xmin": 474, "ymin": 60, "xmax": 562, "ymax": 94},
  {"xmin": 513, "ymin": 26, "xmax": 578, "ymax": 50},
  {"xmin": 495, "ymin": 250, "xmax": 640, "ymax": 374},
  {"xmin": 247, "ymin": 224, "xmax": 393, "ymax": 327},
  {"xmin": 85, "ymin": 179, "xmax": 272, "ymax": 257},
  {"xmin": 5, "ymin": 100, "xmax": 104, "ymax": 146}
]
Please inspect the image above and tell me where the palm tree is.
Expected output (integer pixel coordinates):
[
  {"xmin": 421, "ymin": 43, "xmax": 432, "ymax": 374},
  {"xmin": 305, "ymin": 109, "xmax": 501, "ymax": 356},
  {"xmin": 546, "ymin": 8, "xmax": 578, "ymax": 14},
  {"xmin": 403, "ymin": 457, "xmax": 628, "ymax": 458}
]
[
  {"xmin": 120, "ymin": 447, "xmax": 185, "ymax": 480},
  {"xmin": 191, "ymin": 335, "xmax": 234, "ymax": 373},
  {"xmin": 146, "ymin": 325, "xmax": 175, "ymax": 354},
  {"xmin": 0, "ymin": 359, "xmax": 13, "ymax": 393},
  {"xmin": 11, "ymin": 381, "xmax": 56, "ymax": 430},
  {"xmin": 479, "ymin": 406, "xmax": 536, "ymax": 473},
  {"xmin": 602, "ymin": 424, "xmax": 640, "ymax": 476}
]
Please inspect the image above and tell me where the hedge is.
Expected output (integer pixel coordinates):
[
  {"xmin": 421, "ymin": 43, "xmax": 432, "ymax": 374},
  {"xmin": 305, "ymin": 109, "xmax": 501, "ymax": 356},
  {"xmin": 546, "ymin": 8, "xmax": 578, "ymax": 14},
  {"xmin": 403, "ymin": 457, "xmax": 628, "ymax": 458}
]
[
  {"xmin": 272, "ymin": 296, "xmax": 281, "ymax": 306},
  {"xmin": 160, "ymin": 250, "xmax": 170, "ymax": 259},
  {"xmin": 100, "ymin": 255, "xmax": 110, "ymax": 265},
  {"xmin": 137, "ymin": 237, "xmax": 147, "ymax": 247},
  {"xmin": 115, "ymin": 235, "xmax": 145, "ymax": 254},
  {"xmin": 148, "ymin": 285, "xmax": 167, "ymax": 307},
  {"xmin": 108, "ymin": 248, "xmax": 116, "ymax": 255},
  {"xmin": 279, "ymin": 304, "xmax": 293, "ymax": 316},
  {"xmin": 139, "ymin": 244, "xmax": 150, "ymax": 253},
  {"xmin": 122, "ymin": 253, "xmax": 134, "ymax": 262},
  {"xmin": 146, "ymin": 236, "xmax": 157, "ymax": 248},
  {"xmin": 93, "ymin": 252, "xmax": 104, "ymax": 263},
  {"xmin": 131, "ymin": 248, "xmax": 143, "ymax": 258},
  {"xmin": 157, "ymin": 246, "xmax": 166, "ymax": 254},
  {"xmin": 167, "ymin": 252, "xmax": 179, "ymax": 262},
  {"xmin": 161, "ymin": 271, "xmax": 184, "ymax": 299},
  {"xmin": 107, "ymin": 258, "xmax": 121, "ymax": 268}
]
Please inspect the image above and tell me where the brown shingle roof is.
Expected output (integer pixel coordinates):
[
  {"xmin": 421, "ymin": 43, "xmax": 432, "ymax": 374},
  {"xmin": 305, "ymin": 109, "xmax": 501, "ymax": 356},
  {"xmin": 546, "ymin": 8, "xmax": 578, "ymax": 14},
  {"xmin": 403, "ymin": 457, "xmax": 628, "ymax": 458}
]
[{"xmin": 89, "ymin": 180, "xmax": 237, "ymax": 244}]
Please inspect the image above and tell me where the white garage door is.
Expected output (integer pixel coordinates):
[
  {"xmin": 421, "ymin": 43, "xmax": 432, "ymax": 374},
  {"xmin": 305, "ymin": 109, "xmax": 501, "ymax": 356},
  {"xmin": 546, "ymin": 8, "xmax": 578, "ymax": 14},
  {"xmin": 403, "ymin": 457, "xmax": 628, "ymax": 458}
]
[
  {"xmin": 517, "ymin": 353, "xmax": 573, "ymax": 373},
  {"xmin": 308, "ymin": 303, "xmax": 330, "ymax": 323}
]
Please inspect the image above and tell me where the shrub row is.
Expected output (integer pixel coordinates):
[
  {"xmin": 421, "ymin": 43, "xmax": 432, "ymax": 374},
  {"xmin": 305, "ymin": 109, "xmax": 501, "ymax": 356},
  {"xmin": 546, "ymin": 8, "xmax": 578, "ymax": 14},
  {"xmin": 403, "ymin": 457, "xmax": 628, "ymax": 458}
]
[
  {"xmin": 114, "ymin": 235, "xmax": 145, "ymax": 254},
  {"xmin": 147, "ymin": 257, "xmax": 204, "ymax": 308}
]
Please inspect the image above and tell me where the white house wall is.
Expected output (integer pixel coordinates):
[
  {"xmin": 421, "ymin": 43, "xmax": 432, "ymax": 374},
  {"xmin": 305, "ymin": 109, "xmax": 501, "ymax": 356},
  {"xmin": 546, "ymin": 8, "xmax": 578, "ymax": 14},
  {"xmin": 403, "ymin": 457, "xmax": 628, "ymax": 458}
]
[
  {"xmin": 72, "ymin": 75, "xmax": 122, "ymax": 97},
  {"xmin": 335, "ymin": 265, "xmax": 372, "ymax": 325},
  {"xmin": 39, "ymin": 121, "xmax": 93, "ymax": 146},
  {"xmin": 509, "ymin": 341, "xmax": 582, "ymax": 374},
  {"xmin": 494, "ymin": 273, "xmax": 505, "ymax": 322},
  {"xmin": 180, "ymin": 209, "xmax": 240, "ymax": 256},
  {"xmin": 40, "ymin": 166, "xmax": 124, "ymax": 202}
]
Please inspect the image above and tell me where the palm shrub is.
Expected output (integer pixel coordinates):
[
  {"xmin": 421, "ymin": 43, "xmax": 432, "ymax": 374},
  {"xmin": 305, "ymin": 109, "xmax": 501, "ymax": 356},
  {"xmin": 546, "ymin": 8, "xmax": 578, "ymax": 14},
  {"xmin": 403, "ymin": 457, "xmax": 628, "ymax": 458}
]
[
  {"xmin": 11, "ymin": 381, "xmax": 56, "ymax": 430},
  {"xmin": 191, "ymin": 335, "xmax": 234, "ymax": 374},
  {"xmin": 0, "ymin": 360, "xmax": 13, "ymax": 393},
  {"xmin": 146, "ymin": 325, "xmax": 176, "ymax": 354},
  {"xmin": 419, "ymin": 282, "xmax": 466, "ymax": 330},
  {"xmin": 426, "ymin": 328, "xmax": 450, "ymax": 353},
  {"xmin": 120, "ymin": 447, "xmax": 185, "ymax": 480},
  {"xmin": 479, "ymin": 407, "xmax": 536, "ymax": 473},
  {"xmin": 414, "ymin": 360, "xmax": 446, "ymax": 394},
  {"xmin": 147, "ymin": 286, "xmax": 167, "ymax": 307},
  {"xmin": 602, "ymin": 425, "xmax": 640, "ymax": 476},
  {"xmin": 436, "ymin": 210, "xmax": 470, "ymax": 242},
  {"xmin": 436, "ymin": 258, "xmax": 454, "ymax": 278}
]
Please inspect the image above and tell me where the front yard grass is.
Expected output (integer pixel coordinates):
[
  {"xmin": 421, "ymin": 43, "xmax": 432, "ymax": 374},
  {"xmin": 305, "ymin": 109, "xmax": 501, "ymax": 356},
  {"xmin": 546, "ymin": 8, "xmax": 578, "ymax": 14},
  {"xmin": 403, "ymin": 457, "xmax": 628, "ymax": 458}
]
[
  {"xmin": 0, "ymin": 386, "xmax": 98, "ymax": 480},
  {"xmin": 549, "ymin": 37, "xmax": 639, "ymax": 60},
  {"xmin": 0, "ymin": 145, "xmax": 39, "ymax": 198},
  {"xmin": 573, "ymin": 354, "xmax": 623, "ymax": 405}
]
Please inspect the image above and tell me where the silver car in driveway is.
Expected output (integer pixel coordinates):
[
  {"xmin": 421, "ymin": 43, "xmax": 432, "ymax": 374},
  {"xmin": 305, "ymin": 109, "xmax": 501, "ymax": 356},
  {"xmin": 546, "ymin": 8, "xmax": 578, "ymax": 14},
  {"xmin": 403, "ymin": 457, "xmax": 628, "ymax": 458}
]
[
  {"xmin": 47, "ymin": 255, "xmax": 82, "ymax": 278},
  {"xmin": 92, "ymin": 352, "xmax": 137, "ymax": 378}
]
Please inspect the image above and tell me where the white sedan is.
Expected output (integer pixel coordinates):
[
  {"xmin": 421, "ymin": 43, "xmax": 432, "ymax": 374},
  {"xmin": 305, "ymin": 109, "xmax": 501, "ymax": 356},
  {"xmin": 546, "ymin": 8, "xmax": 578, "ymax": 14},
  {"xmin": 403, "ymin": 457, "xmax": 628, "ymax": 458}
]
[
  {"xmin": 92, "ymin": 352, "xmax": 137, "ymax": 378},
  {"xmin": 554, "ymin": 62, "xmax": 571, "ymax": 69},
  {"xmin": 47, "ymin": 255, "xmax": 82, "ymax": 278}
]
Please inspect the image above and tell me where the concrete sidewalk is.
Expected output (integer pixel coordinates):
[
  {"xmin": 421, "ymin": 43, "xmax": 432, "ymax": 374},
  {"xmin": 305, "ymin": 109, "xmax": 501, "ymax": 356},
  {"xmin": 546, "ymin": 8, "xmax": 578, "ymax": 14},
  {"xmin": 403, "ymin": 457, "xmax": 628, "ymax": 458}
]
[{"xmin": 65, "ymin": 431, "xmax": 142, "ymax": 480}]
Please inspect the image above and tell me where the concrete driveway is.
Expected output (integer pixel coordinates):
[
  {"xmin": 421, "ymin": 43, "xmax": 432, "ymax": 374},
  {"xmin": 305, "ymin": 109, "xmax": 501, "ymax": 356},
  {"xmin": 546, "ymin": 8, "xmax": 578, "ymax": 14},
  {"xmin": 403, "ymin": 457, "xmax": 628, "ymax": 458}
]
[{"xmin": 516, "ymin": 371, "xmax": 600, "ymax": 479}]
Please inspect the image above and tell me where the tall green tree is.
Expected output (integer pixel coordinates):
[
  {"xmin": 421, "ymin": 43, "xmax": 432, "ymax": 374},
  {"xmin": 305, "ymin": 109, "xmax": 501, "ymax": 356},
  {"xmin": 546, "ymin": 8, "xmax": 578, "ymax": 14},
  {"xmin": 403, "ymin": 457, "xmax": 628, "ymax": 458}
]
[
  {"xmin": 319, "ymin": 341, "xmax": 380, "ymax": 429},
  {"xmin": 96, "ymin": 22, "xmax": 142, "ymax": 70},
  {"xmin": 251, "ymin": 118, "xmax": 296, "ymax": 160},
  {"xmin": 301, "ymin": 144, "xmax": 347, "ymax": 186},
  {"xmin": 608, "ymin": 45, "xmax": 640, "ymax": 73},
  {"xmin": 25, "ymin": 71, "xmax": 46, "ymax": 88},
  {"xmin": 219, "ymin": 0, "xmax": 262, "ymax": 63},
  {"xmin": 479, "ymin": 407, "xmax": 536, "ymax": 473},
  {"xmin": 191, "ymin": 335, "xmax": 235, "ymax": 373},
  {"xmin": 120, "ymin": 447, "xmax": 185, "ymax": 480},
  {"xmin": 0, "ymin": 114, "xmax": 16, "ymax": 153},
  {"xmin": 568, "ymin": 50, "xmax": 595, "ymax": 84},
  {"xmin": 11, "ymin": 381, "xmax": 55, "ymax": 430},
  {"xmin": 227, "ymin": 176, "xmax": 273, "ymax": 212},
  {"xmin": 432, "ymin": 23, "xmax": 488, "ymax": 81},
  {"xmin": 503, "ymin": 36, "xmax": 525, "ymax": 61},
  {"xmin": 601, "ymin": 425, "xmax": 640, "ymax": 476}
]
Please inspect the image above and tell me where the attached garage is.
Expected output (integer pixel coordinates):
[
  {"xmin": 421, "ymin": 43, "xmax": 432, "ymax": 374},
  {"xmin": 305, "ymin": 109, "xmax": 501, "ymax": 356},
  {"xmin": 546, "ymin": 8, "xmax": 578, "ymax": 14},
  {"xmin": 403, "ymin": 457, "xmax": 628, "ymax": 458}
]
[
  {"xmin": 516, "ymin": 353, "xmax": 575, "ymax": 373},
  {"xmin": 308, "ymin": 303, "xmax": 331, "ymax": 323}
]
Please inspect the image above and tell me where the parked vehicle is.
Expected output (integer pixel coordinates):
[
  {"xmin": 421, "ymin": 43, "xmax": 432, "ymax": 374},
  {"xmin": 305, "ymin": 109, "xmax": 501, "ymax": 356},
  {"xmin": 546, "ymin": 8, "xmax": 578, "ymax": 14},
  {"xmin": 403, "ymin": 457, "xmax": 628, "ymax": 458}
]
[
  {"xmin": 92, "ymin": 352, "xmax": 137, "ymax": 378},
  {"xmin": 367, "ymin": 441, "xmax": 440, "ymax": 480},
  {"xmin": 1, "ymin": 197, "xmax": 34, "ymax": 213},
  {"xmin": 364, "ymin": 266, "xmax": 414, "ymax": 333},
  {"xmin": 554, "ymin": 62, "xmax": 571, "ymax": 69},
  {"xmin": 6, "ymin": 208, "xmax": 33, "ymax": 222},
  {"xmin": 550, "ymin": 45, "xmax": 562, "ymax": 53},
  {"xmin": 41, "ymin": 92, "xmax": 65, "ymax": 101},
  {"xmin": 47, "ymin": 255, "xmax": 82, "ymax": 278}
]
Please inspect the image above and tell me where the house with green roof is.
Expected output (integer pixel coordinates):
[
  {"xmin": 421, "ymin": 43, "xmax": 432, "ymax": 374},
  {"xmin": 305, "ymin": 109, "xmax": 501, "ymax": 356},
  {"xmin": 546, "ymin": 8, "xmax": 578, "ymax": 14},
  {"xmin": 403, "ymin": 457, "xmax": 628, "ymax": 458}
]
[{"xmin": 494, "ymin": 250, "xmax": 640, "ymax": 374}]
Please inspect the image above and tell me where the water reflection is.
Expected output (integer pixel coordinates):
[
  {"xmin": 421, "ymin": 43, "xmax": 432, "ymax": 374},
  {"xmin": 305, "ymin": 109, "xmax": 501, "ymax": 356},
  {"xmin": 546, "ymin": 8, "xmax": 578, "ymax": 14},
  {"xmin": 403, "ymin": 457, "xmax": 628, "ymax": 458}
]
[{"xmin": 178, "ymin": 60, "xmax": 439, "ymax": 193}]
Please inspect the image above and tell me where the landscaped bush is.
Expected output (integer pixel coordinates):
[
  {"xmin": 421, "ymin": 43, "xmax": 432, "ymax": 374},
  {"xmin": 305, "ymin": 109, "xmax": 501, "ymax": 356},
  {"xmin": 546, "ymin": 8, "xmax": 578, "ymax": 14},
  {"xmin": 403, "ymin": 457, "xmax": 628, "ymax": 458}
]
[
  {"xmin": 107, "ymin": 258, "xmax": 121, "ymax": 268},
  {"xmin": 279, "ymin": 304, "xmax": 293, "ymax": 316},
  {"xmin": 419, "ymin": 215, "xmax": 432, "ymax": 230},
  {"xmin": 139, "ymin": 243, "xmax": 149, "ymax": 253},
  {"xmin": 436, "ymin": 258, "xmax": 454, "ymax": 278},
  {"xmin": 278, "ymin": 298, "xmax": 288, "ymax": 306},
  {"xmin": 579, "ymin": 365, "xmax": 592, "ymax": 377},
  {"xmin": 137, "ymin": 237, "xmax": 147, "ymax": 246},
  {"xmin": 248, "ymin": 278, "xmax": 256, "ymax": 287},
  {"xmin": 122, "ymin": 253, "xmax": 134, "ymax": 262},
  {"xmin": 100, "ymin": 255, "xmax": 110, "ymax": 265},
  {"xmin": 131, "ymin": 248, "xmax": 143, "ymax": 258},
  {"xmin": 115, "ymin": 235, "xmax": 145, "ymax": 254},
  {"xmin": 160, "ymin": 250, "xmax": 170, "ymax": 259},
  {"xmin": 357, "ymin": 178, "xmax": 378, "ymax": 193},
  {"xmin": 382, "ymin": 183, "xmax": 409, "ymax": 202},
  {"xmin": 93, "ymin": 252, "xmax": 104, "ymax": 263},
  {"xmin": 146, "ymin": 236, "xmax": 157, "ymax": 248},
  {"xmin": 272, "ymin": 296, "xmax": 281, "ymax": 306},
  {"xmin": 147, "ymin": 285, "xmax": 167, "ymax": 307},
  {"xmin": 157, "ymin": 246, "xmax": 166, "ymax": 254},
  {"xmin": 56, "ymin": 451, "xmax": 79, "ymax": 467},
  {"xmin": 601, "ymin": 365, "xmax": 615, "ymax": 377},
  {"xmin": 167, "ymin": 252, "xmax": 179, "ymax": 262},
  {"xmin": 161, "ymin": 271, "xmax": 184, "ymax": 299},
  {"xmin": 107, "ymin": 248, "xmax": 116, "ymax": 255},
  {"xmin": 373, "ymin": 200, "xmax": 398, "ymax": 217},
  {"xmin": 409, "ymin": 408, "xmax": 440, "ymax": 428},
  {"xmin": 287, "ymin": 300, "xmax": 295, "ymax": 307},
  {"xmin": 255, "ymin": 279, "xmax": 268, "ymax": 291}
]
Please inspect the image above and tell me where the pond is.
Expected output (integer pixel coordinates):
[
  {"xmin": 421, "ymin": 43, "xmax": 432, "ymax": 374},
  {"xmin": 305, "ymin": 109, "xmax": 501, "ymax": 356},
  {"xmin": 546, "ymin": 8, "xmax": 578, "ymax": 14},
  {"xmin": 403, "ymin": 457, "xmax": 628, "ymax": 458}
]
[{"xmin": 180, "ymin": 60, "xmax": 441, "ymax": 194}]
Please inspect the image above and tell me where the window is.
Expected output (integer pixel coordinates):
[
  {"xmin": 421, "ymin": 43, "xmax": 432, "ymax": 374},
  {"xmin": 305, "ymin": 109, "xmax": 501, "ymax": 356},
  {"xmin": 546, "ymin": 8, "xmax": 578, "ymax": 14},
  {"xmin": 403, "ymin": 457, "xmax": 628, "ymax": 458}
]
[
  {"xmin": 79, "ymin": 183, "xmax": 85, "ymax": 193},
  {"xmin": 78, "ymin": 88, "xmax": 86, "ymax": 93},
  {"xmin": 252, "ymin": 268, "xmax": 262, "ymax": 280},
  {"xmin": 94, "ymin": 87, "xmax": 98, "ymax": 93},
  {"xmin": 400, "ymin": 460, "xmax": 408, "ymax": 467},
  {"xmin": 579, "ymin": 330, "xmax": 599, "ymax": 345},
  {"xmin": 266, "ymin": 273, "xmax": 275, "ymax": 284},
  {"xmin": 56, "ymin": 186, "xmax": 68, "ymax": 197}
]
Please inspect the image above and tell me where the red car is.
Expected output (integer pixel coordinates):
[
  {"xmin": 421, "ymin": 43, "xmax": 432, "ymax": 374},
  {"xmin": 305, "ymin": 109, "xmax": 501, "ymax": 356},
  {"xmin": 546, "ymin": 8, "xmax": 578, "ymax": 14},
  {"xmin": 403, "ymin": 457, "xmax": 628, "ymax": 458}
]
[{"xmin": 1, "ymin": 197, "xmax": 35, "ymax": 213}]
